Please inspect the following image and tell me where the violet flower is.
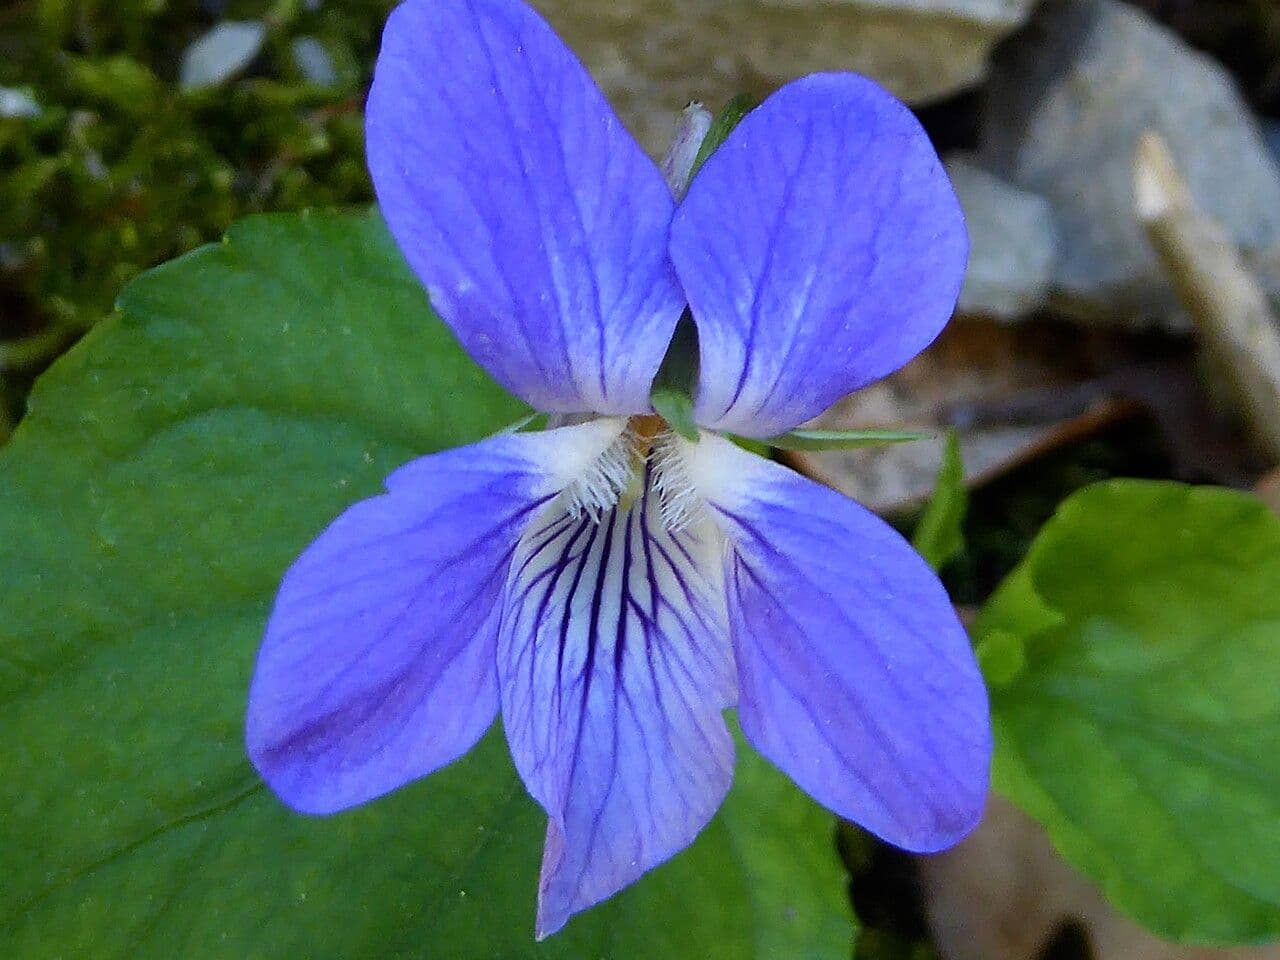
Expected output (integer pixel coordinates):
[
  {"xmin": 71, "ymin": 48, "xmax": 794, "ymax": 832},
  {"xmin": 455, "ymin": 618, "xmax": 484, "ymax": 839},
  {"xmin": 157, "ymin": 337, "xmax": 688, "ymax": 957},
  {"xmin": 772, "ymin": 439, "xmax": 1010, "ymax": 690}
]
[{"xmin": 246, "ymin": 0, "xmax": 991, "ymax": 938}]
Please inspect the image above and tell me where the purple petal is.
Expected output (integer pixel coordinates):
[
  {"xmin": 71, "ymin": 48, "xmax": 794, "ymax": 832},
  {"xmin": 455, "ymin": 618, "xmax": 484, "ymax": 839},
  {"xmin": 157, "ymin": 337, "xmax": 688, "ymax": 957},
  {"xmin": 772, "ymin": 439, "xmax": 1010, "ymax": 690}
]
[
  {"xmin": 670, "ymin": 74, "xmax": 967, "ymax": 437},
  {"xmin": 246, "ymin": 420, "xmax": 628, "ymax": 814},
  {"xmin": 687, "ymin": 435, "xmax": 990, "ymax": 850},
  {"xmin": 498, "ymin": 468, "xmax": 736, "ymax": 937},
  {"xmin": 366, "ymin": 0, "xmax": 684, "ymax": 415}
]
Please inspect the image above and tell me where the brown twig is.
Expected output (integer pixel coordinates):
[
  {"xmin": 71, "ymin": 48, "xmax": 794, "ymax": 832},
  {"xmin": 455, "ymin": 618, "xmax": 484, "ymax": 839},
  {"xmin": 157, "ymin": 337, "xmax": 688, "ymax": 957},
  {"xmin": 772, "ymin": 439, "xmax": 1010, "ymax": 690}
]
[{"xmin": 1135, "ymin": 130, "xmax": 1280, "ymax": 463}]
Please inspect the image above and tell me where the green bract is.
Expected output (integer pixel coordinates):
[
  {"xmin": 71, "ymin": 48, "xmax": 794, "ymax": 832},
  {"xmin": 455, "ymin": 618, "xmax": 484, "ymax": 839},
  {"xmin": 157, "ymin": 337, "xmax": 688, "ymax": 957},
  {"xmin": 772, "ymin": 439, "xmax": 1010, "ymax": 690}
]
[
  {"xmin": 0, "ymin": 211, "xmax": 851, "ymax": 958},
  {"xmin": 976, "ymin": 480, "xmax": 1280, "ymax": 944}
]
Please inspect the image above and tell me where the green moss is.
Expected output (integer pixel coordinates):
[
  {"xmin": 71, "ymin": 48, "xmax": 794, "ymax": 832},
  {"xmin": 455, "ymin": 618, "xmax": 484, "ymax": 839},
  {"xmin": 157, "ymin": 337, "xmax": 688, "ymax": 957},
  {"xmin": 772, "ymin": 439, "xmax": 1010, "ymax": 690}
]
[{"xmin": 1, "ymin": 0, "xmax": 396, "ymax": 423}]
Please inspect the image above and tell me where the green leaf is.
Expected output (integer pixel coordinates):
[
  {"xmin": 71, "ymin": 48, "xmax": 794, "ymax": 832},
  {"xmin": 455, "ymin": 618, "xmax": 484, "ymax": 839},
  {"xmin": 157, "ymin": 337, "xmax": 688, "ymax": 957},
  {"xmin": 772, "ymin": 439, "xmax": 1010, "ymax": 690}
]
[
  {"xmin": 974, "ymin": 480, "xmax": 1280, "ymax": 944},
  {"xmin": 764, "ymin": 428, "xmax": 927, "ymax": 452},
  {"xmin": 912, "ymin": 430, "xmax": 966, "ymax": 570},
  {"xmin": 0, "ymin": 210, "xmax": 852, "ymax": 958}
]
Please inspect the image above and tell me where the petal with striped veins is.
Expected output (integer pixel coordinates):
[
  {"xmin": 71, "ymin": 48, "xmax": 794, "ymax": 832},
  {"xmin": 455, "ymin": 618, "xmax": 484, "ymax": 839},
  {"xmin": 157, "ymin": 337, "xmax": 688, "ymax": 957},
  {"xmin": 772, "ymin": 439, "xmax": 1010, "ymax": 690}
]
[
  {"xmin": 498, "ymin": 466, "xmax": 736, "ymax": 937},
  {"xmin": 684, "ymin": 433, "xmax": 991, "ymax": 851},
  {"xmin": 246, "ymin": 419, "xmax": 628, "ymax": 814}
]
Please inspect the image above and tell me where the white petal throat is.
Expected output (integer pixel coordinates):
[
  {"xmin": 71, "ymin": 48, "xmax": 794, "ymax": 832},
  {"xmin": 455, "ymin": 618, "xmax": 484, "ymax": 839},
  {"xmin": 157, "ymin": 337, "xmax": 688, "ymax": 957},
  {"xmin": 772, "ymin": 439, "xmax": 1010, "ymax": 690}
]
[{"xmin": 560, "ymin": 421, "xmax": 708, "ymax": 534}]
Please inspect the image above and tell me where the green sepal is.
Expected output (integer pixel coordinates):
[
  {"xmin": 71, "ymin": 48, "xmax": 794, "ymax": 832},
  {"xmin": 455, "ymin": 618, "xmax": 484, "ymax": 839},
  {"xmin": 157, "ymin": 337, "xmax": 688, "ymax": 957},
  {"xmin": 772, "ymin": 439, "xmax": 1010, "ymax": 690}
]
[
  {"xmin": 647, "ymin": 92, "xmax": 754, "ymax": 446},
  {"xmin": 730, "ymin": 436, "xmax": 771, "ymax": 457},
  {"xmin": 763, "ymin": 428, "xmax": 928, "ymax": 452},
  {"xmin": 650, "ymin": 312, "xmax": 701, "ymax": 442},
  {"xmin": 651, "ymin": 387, "xmax": 700, "ymax": 442},
  {"xmin": 912, "ymin": 430, "xmax": 967, "ymax": 570},
  {"xmin": 690, "ymin": 94, "xmax": 755, "ymax": 182},
  {"xmin": 492, "ymin": 411, "xmax": 544, "ymax": 435}
]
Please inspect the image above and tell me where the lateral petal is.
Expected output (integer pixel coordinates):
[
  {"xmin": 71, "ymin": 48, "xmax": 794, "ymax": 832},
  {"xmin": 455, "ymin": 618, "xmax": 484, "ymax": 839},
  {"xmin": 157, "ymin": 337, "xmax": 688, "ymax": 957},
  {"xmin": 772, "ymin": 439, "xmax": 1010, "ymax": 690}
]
[
  {"xmin": 367, "ymin": 0, "xmax": 684, "ymax": 414},
  {"xmin": 246, "ymin": 420, "xmax": 626, "ymax": 814},
  {"xmin": 498, "ymin": 471, "xmax": 736, "ymax": 937},
  {"xmin": 687, "ymin": 434, "xmax": 990, "ymax": 850},
  {"xmin": 670, "ymin": 74, "xmax": 967, "ymax": 437}
]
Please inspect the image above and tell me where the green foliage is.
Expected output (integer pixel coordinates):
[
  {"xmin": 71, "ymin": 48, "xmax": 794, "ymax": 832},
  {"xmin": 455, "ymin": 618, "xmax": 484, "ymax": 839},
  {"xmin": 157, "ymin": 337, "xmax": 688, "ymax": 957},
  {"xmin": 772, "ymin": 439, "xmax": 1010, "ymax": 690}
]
[
  {"xmin": 912, "ymin": 430, "xmax": 966, "ymax": 571},
  {"xmin": 0, "ymin": 210, "xmax": 853, "ymax": 958},
  {"xmin": 975, "ymin": 480, "xmax": 1280, "ymax": 944}
]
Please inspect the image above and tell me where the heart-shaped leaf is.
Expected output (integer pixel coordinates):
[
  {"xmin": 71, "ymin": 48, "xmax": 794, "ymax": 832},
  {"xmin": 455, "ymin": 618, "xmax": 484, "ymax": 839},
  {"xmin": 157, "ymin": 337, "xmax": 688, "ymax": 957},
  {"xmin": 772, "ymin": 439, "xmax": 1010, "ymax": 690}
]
[
  {"xmin": 0, "ymin": 210, "xmax": 852, "ymax": 959},
  {"xmin": 976, "ymin": 480, "xmax": 1280, "ymax": 944}
]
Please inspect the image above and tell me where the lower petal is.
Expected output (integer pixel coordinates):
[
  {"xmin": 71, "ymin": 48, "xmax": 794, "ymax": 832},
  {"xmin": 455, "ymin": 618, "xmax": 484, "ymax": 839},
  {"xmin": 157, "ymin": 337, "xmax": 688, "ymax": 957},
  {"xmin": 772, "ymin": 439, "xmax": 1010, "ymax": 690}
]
[
  {"xmin": 246, "ymin": 420, "xmax": 626, "ymax": 814},
  {"xmin": 498, "ymin": 468, "xmax": 736, "ymax": 937},
  {"xmin": 688, "ymin": 435, "xmax": 991, "ymax": 851}
]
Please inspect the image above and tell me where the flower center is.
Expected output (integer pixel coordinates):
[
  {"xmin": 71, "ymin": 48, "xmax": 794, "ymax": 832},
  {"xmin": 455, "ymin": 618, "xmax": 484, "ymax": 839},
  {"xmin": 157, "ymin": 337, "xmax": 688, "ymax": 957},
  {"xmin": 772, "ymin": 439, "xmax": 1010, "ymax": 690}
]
[{"xmin": 562, "ymin": 416, "xmax": 703, "ymax": 533}]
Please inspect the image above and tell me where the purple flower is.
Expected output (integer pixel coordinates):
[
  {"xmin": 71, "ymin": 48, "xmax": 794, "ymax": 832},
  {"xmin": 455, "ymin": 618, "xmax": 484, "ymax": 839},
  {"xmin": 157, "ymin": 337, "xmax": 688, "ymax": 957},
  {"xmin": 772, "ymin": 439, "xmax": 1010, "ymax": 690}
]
[{"xmin": 245, "ymin": 0, "xmax": 991, "ymax": 938}]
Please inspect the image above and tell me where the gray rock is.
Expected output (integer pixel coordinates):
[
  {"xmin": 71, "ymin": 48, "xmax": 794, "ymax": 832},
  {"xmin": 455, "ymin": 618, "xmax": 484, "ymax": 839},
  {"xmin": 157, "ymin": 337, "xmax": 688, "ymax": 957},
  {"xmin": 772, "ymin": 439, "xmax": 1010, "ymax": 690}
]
[
  {"xmin": 0, "ymin": 86, "xmax": 41, "ymax": 119},
  {"xmin": 535, "ymin": 0, "xmax": 1034, "ymax": 155},
  {"xmin": 981, "ymin": 0, "xmax": 1280, "ymax": 328},
  {"xmin": 180, "ymin": 20, "xmax": 266, "ymax": 92},
  {"xmin": 1264, "ymin": 119, "xmax": 1280, "ymax": 167},
  {"xmin": 1244, "ymin": 244, "xmax": 1280, "ymax": 313},
  {"xmin": 946, "ymin": 158, "xmax": 1059, "ymax": 320},
  {"xmin": 743, "ymin": 0, "xmax": 1036, "ymax": 103},
  {"xmin": 291, "ymin": 36, "xmax": 339, "ymax": 88}
]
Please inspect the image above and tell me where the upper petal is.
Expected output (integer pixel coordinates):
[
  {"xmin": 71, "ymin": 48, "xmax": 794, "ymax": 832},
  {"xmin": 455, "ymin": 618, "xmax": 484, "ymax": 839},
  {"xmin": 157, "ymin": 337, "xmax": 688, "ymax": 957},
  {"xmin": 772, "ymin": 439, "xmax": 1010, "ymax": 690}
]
[
  {"xmin": 670, "ymin": 74, "xmax": 967, "ymax": 437},
  {"xmin": 686, "ymin": 435, "xmax": 990, "ymax": 850},
  {"xmin": 498, "ymin": 468, "xmax": 736, "ymax": 937},
  {"xmin": 366, "ymin": 0, "xmax": 685, "ymax": 415},
  {"xmin": 246, "ymin": 420, "xmax": 626, "ymax": 814}
]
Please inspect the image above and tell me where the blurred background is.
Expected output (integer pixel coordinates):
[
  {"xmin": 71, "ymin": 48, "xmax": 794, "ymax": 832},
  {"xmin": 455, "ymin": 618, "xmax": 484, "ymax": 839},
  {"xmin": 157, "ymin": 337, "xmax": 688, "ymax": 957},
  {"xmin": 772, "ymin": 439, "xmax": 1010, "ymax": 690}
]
[{"xmin": 5, "ymin": 1, "xmax": 1280, "ymax": 957}]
